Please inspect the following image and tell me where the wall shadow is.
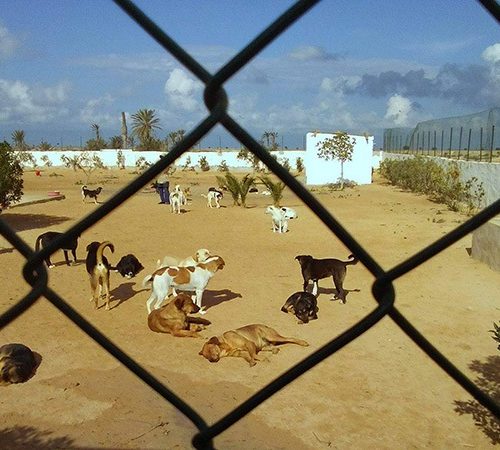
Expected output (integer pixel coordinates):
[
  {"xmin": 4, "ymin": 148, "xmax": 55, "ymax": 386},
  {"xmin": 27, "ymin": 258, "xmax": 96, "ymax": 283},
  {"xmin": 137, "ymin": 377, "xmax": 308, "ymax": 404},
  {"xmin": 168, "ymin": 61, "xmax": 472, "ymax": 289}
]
[
  {"xmin": 454, "ymin": 355, "xmax": 500, "ymax": 444},
  {"xmin": 2, "ymin": 213, "xmax": 72, "ymax": 232}
]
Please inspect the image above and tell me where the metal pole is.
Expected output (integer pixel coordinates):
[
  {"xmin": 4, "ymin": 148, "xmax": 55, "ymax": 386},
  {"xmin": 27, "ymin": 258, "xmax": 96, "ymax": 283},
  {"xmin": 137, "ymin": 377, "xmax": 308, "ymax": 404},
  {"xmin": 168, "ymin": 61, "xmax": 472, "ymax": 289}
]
[
  {"xmin": 440, "ymin": 129, "xmax": 444, "ymax": 156},
  {"xmin": 466, "ymin": 128, "xmax": 471, "ymax": 161},
  {"xmin": 449, "ymin": 127, "xmax": 453, "ymax": 157},
  {"xmin": 490, "ymin": 125, "xmax": 495, "ymax": 163},
  {"xmin": 433, "ymin": 130, "xmax": 437, "ymax": 156},
  {"xmin": 480, "ymin": 127, "xmax": 483, "ymax": 161},
  {"xmin": 458, "ymin": 126, "xmax": 463, "ymax": 160}
]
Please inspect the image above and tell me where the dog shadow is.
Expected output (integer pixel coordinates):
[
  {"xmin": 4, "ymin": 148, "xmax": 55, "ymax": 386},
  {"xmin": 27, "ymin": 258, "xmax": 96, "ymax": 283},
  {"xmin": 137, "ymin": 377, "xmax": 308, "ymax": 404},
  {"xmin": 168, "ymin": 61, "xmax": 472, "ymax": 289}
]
[
  {"xmin": 109, "ymin": 282, "xmax": 142, "ymax": 308},
  {"xmin": 0, "ymin": 247, "xmax": 14, "ymax": 255},
  {"xmin": 202, "ymin": 289, "xmax": 242, "ymax": 311},
  {"xmin": 1, "ymin": 213, "xmax": 71, "ymax": 232}
]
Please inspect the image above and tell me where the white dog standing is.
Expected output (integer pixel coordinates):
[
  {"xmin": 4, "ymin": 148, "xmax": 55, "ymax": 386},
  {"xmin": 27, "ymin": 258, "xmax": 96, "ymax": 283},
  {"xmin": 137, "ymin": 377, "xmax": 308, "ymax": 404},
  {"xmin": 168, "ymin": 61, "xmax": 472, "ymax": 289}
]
[{"xmin": 265, "ymin": 206, "xmax": 298, "ymax": 233}]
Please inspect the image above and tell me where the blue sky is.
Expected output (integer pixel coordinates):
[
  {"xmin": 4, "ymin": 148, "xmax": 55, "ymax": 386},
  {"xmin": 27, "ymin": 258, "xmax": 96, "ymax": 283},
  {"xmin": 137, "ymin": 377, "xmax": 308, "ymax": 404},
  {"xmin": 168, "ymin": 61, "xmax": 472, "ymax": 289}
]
[{"xmin": 1, "ymin": 0, "xmax": 499, "ymax": 149}]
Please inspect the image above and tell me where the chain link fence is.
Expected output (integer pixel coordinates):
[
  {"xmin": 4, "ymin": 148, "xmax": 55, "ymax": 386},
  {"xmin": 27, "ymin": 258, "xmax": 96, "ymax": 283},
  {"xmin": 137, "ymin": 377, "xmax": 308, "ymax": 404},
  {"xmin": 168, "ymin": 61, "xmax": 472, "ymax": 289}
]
[{"xmin": 1, "ymin": 1, "xmax": 499, "ymax": 448}]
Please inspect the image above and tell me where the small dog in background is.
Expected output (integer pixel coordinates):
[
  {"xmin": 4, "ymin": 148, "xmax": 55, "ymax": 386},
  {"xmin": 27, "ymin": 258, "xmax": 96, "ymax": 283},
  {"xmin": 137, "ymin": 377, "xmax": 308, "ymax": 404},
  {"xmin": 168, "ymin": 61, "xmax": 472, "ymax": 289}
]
[
  {"xmin": 202, "ymin": 187, "xmax": 223, "ymax": 208},
  {"xmin": 34, "ymin": 231, "xmax": 80, "ymax": 268},
  {"xmin": 265, "ymin": 205, "xmax": 298, "ymax": 233},
  {"xmin": 281, "ymin": 291, "xmax": 319, "ymax": 324},
  {"xmin": 85, "ymin": 241, "xmax": 114, "ymax": 310},
  {"xmin": 170, "ymin": 185, "xmax": 187, "ymax": 214},
  {"xmin": 295, "ymin": 254, "xmax": 358, "ymax": 302},
  {"xmin": 0, "ymin": 343, "xmax": 38, "ymax": 385},
  {"xmin": 82, "ymin": 185, "xmax": 103, "ymax": 204},
  {"xmin": 112, "ymin": 254, "xmax": 144, "ymax": 279}
]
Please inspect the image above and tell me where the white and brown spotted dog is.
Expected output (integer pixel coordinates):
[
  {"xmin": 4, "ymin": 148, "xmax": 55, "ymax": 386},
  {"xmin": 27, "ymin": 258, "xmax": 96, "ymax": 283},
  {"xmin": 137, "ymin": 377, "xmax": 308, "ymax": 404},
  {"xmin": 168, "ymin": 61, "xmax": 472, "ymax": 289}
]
[{"xmin": 143, "ymin": 255, "xmax": 225, "ymax": 314}]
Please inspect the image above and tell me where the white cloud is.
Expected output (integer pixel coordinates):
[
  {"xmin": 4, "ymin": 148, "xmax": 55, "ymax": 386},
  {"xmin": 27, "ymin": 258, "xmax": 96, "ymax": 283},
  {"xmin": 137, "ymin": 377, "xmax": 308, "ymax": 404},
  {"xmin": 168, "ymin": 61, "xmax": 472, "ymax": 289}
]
[
  {"xmin": 0, "ymin": 79, "xmax": 69, "ymax": 122},
  {"xmin": 0, "ymin": 23, "xmax": 18, "ymax": 59},
  {"xmin": 164, "ymin": 68, "xmax": 203, "ymax": 112},
  {"xmin": 289, "ymin": 46, "xmax": 338, "ymax": 62},
  {"xmin": 481, "ymin": 43, "xmax": 500, "ymax": 64},
  {"xmin": 79, "ymin": 94, "xmax": 116, "ymax": 127},
  {"xmin": 384, "ymin": 94, "xmax": 413, "ymax": 126}
]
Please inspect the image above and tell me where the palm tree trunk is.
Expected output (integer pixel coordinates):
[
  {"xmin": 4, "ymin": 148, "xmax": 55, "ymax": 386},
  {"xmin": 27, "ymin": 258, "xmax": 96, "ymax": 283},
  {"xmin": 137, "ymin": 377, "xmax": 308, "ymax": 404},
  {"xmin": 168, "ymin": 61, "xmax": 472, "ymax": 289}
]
[{"xmin": 121, "ymin": 112, "xmax": 128, "ymax": 149}]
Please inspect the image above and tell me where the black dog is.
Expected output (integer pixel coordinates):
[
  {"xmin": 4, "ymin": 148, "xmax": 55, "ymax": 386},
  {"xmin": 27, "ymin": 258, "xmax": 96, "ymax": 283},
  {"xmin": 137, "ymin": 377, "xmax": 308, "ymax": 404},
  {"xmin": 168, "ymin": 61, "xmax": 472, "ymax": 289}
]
[
  {"xmin": 35, "ymin": 231, "xmax": 79, "ymax": 268},
  {"xmin": 281, "ymin": 291, "xmax": 318, "ymax": 324},
  {"xmin": 295, "ymin": 254, "xmax": 358, "ymax": 303},
  {"xmin": 81, "ymin": 185, "xmax": 103, "ymax": 204},
  {"xmin": 112, "ymin": 254, "xmax": 144, "ymax": 279},
  {"xmin": 0, "ymin": 343, "xmax": 38, "ymax": 385}
]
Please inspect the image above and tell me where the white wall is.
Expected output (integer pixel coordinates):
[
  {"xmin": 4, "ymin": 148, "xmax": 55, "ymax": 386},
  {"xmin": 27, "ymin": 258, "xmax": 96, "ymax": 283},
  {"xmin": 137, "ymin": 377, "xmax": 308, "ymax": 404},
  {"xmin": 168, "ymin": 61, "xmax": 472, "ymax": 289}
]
[
  {"xmin": 23, "ymin": 139, "xmax": 376, "ymax": 187},
  {"xmin": 304, "ymin": 132, "xmax": 374, "ymax": 185}
]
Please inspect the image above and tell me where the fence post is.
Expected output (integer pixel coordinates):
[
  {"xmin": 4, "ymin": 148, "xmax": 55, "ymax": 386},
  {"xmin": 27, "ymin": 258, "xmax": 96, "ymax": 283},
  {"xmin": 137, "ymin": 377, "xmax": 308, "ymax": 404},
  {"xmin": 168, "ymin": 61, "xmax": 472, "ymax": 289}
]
[
  {"xmin": 490, "ymin": 125, "xmax": 495, "ymax": 163},
  {"xmin": 480, "ymin": 127, "xmax": 483, "ymax": 162},
  {"xmin": 433, "ymin": 130, "xmax": 437, "ymax": 156},
  {"xmin": 427, "ymin": 130, "xmax": 431, "ymax": 155},
  {"xmin": 466, "ymin": 128, "xmax": 471, "ymax": 161},
  {"xmin": 458, "ymin": 126, "xmax": 463, "ymax": 160},
  {"xmin": 449, "ymin": 127, "xmax": 453, "ymax": 157},
  {"xmin": 440, "ymin": 129, "xmax": 444, "ymax": 156}
]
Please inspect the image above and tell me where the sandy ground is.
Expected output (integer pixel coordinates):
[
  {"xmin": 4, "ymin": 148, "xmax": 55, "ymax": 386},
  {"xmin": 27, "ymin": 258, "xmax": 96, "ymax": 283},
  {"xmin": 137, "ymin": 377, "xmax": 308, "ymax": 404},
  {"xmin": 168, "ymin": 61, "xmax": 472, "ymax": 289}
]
[{"xmin": 0, "ymin": 166, "xmax": 499, "ymax": 449}]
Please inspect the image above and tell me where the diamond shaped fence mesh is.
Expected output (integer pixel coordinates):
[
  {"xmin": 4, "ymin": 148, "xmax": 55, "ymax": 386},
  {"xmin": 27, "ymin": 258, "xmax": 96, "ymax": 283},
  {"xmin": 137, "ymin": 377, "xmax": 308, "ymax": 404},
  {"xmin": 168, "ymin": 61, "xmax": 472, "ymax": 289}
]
[{"xmin": 1, "ymin": 1, "xmax": 499, "ymax": 449}]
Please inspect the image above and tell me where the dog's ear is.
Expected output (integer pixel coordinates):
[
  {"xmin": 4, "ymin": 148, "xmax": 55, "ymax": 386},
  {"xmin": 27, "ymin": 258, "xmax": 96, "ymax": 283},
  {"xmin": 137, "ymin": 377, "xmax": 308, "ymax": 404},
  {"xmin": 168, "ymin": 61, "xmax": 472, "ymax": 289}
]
[
  {"xmin": 174, "ymin": 297, "xmax": 184, "ymax": 309},
  {"xmin": 207, "ymin": 337, "xmax": 220, "ymax": 345}
]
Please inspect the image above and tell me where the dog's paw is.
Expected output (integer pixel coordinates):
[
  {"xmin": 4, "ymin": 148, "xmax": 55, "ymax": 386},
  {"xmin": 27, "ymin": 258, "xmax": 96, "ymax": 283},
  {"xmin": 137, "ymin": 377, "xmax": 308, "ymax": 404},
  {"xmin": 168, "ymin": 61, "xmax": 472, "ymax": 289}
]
[{"xmin": 198, "ymin": 307, "xmax": 207, "ymax": 315}]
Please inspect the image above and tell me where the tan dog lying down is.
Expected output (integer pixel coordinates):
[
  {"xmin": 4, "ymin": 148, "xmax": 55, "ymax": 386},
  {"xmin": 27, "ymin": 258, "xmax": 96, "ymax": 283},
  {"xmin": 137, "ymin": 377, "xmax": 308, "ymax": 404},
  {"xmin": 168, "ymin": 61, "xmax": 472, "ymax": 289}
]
[
  {"xmin": 148, "ymin": 293, "xmax": 211, "ymax": 337},
  {"xmin": 199, "ymin": 324, "xmax": 309, "ymax": 366}
]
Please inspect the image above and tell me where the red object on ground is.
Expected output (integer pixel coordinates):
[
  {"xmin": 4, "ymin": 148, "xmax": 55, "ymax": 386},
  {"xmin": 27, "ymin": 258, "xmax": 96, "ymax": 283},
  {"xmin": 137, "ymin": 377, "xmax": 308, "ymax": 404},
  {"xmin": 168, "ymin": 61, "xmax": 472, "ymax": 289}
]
[{"xmin": 35, "ymin": 170, "xmax": 41, "ymax": 176}]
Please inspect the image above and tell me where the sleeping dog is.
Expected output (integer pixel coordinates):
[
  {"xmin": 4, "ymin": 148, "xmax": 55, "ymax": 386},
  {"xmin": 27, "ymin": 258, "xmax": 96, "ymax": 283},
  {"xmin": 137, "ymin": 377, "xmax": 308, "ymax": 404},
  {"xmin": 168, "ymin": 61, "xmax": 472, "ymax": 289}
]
[
  {"xmin": 112, "ymin": 254, "xmax": 144, "ymax": 279},
  {"xmin": 34, "ymin": 231, "xmax": 79, "ymax": 268},
  {"xmin": 86, "ymin": 241, "xmax": 114, "ymax": 310},
  {"xmin": 281, "ymin": 291, "xmax": 318, "ymax": 324},
  {"xmin": 295, "ymin": 254, "xmax": 358, "ymax": 303},
  {"xmin": 0, "ymin": 343, "xmax": 38, "ymax": 385},
  {"xmin": 81, "ymin": 185, "xmax": 103, "ymax": 204}
]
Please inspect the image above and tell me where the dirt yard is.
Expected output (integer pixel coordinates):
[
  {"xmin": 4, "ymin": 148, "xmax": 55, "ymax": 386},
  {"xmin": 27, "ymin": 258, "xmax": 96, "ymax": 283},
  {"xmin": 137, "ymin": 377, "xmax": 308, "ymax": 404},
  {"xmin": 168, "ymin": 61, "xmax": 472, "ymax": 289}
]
[{"xmin": 0, "ymin": 166, "xmax": 498, "ymax": 449}]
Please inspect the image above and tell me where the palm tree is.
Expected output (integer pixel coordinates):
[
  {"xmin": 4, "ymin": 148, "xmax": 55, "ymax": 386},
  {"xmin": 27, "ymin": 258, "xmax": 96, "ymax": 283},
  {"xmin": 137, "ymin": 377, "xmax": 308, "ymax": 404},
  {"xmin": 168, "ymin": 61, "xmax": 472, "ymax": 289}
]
[
  {"xmin": 91, "ymin": 123, "xmax": 101, "ymax": 141},
  {"xmin": 259, "ymin": 175, "xmax": 286, "ymax": 207},
  {"xmin": 11, "ymin": 130, "xmax": 27, "ymax": 150},
  {"xmin": 131, "ymin": 109, "xmax": 161, "ymax": 148}
]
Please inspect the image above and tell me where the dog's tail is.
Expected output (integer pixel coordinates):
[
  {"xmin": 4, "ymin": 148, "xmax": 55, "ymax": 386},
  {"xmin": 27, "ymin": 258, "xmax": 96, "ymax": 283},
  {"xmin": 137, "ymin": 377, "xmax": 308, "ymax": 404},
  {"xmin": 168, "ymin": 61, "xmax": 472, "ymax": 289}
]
[
  {"xmin": 142, "ymin": 274, "xmax": 154, "ymax": 290},
  {"xmin": 200, "ymin": 193, "xmax": 208, "ymax": 198},
  {"xmin": 187, "ymin": 317, "xmax": 212, "ymax": 326},
  {"xmin": 34, "ymin": 234, "xmax": 44, "ymax": 253},
  {"xmin": 344, "ymin": 254, "xmax": 359, "ymax": 266},
  {"xmin": 96, "ymin": 241, "xmax": 114, "ymax": 266}
]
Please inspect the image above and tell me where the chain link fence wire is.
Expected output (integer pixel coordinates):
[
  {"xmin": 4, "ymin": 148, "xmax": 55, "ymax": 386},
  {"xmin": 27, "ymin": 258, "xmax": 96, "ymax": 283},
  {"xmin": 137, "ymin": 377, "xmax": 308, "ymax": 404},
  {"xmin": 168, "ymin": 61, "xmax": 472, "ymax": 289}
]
[{"xmin": 0, "ymin": 0, "xmax": 499, "ymax": 448}]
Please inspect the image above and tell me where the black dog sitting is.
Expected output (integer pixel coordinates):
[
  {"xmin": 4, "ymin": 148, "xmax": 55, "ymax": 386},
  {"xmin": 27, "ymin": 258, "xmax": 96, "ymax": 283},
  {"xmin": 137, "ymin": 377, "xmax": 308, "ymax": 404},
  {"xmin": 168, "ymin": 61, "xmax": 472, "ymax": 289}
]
[
  {"xmin": 281, "ymin": 291, "xmax": 319, "ymax": 324},
  {"xmin": 112, "ymin": 254, "xmax": 144, "ymax": 279}
]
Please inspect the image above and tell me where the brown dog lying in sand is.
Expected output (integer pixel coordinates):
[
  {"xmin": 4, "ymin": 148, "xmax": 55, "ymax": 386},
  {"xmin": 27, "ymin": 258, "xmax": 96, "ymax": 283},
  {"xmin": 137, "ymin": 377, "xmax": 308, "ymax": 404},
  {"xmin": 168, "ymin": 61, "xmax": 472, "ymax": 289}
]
[
  {"xmin": 199, "ymin": 324, "xmax": 309, "ymax": 366},
  {"xmin": 147, "ymin": 293, "xmax": 211, "ymax": 337}
]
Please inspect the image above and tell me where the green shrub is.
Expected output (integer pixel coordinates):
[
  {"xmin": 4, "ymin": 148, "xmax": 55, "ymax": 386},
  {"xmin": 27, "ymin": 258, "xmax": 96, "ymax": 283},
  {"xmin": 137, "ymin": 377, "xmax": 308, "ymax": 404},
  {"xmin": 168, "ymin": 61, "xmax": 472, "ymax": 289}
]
[
  {"xmin": 259, "ymin": 175, "xmax": 286, "ymax": 207},
  {"xmin": 199, "ymin": 156, "xmax": 210, "ymax": 172},
  {"xmin": 379, "ymin": 157, "xmax": 485, "ymax": 214}
]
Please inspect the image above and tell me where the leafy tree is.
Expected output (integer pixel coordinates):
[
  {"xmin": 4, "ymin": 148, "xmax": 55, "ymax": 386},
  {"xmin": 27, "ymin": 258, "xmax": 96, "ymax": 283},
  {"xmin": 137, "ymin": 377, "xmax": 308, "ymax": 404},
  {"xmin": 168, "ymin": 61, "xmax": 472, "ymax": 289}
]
[
  {"xmin": 259, "ymin": 175, "xmax": 286, "ymax": 207},
  {"xmin": 261, "ymin": 130, "xmax": 279, "ymax": 151},
  {"xmin": 38, "ymin": 141, "xmax": 52, "ymax": 152},
  {"xmin": 0, "ymin": 141, "xmax": 24, "ymax": 211},
  {"xmin": 40, "ymin": 155, "xmax": 53, "ymax": 167},
  {"xmin": 316, "ymin": 131, "xmax": 356, "ymax": 190},
  {"xmin": 198, "ymin": 156, "xmax": 210, "ymax": 172},
  {"xmin": 131, "ymin": 109, "xmax": 161, "ymax": 149},
  {"xmin": 237, "ymin": 148, "xmax": 263, "ymax": 172}
]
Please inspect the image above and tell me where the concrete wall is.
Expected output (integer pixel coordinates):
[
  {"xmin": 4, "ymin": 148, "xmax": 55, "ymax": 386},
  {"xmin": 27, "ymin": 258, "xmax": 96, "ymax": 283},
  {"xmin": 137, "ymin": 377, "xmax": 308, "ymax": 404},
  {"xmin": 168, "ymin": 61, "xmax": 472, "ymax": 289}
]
[
  {"xmin": 381, "ymin": 152, "xmax": 500, "ymax": 207},
  {"xmin": 305, "ymin": 132, "xmax": 374, "ymax": 185}
]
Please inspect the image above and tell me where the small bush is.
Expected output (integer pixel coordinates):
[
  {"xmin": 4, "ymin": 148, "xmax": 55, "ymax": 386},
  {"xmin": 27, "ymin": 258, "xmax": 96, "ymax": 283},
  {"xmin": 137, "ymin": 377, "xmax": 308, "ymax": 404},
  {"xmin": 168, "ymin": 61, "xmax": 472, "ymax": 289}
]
[
  {"xmin": 199, "ymin": 156, "xmax": 210, "ymax": 172},
  {"xmin": 259, "ymin": 175, "xmax": 286, "ymax": 207},
  {"xmin": 40, "ymin": 155, "xmax": 53, "ymax": 167},
  {"xmin": 296, "ymin": 157, "xmax": 304, "ymax": 173},
  {"xmin": 379, "ymin": 156, "xmax": 485, "ymax": 214},
  {"xmin": 218, "ymin": 160, "xmax": 229, "ymax": 172}
]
